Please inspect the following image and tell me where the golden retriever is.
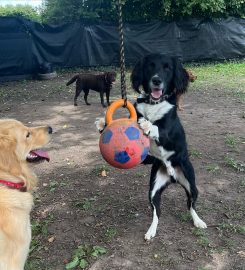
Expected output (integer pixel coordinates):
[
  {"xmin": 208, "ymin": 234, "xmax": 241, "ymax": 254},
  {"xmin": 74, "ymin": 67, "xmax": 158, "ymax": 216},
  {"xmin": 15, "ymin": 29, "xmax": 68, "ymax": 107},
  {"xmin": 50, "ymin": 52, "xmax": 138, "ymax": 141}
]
[{"xmin": 0, "ymin": 119, "xmax": 52, "ymax": 270}]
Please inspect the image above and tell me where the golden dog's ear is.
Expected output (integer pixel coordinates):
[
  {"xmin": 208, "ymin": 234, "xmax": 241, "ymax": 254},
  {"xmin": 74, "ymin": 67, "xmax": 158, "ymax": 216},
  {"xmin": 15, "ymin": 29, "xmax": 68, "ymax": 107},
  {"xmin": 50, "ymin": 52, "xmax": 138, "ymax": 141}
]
[{"xmin": 0, "ymin": 134, "xmax": 21, "ymax": 174}]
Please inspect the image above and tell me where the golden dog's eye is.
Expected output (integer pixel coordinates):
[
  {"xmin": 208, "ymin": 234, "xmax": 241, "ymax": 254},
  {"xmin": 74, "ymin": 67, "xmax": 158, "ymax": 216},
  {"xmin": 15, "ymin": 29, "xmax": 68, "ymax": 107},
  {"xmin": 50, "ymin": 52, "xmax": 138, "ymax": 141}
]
[{"xmin": 26, "ymin": 132, "xmax": 31, "ymax": 138}]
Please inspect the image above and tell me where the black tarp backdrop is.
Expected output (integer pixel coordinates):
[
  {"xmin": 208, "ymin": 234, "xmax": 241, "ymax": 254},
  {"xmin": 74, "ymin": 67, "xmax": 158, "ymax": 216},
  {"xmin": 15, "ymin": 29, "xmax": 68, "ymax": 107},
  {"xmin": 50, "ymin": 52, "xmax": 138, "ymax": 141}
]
[{"xmin": 0, "ymin": 16, "xmax": 244, "ymax": 81}]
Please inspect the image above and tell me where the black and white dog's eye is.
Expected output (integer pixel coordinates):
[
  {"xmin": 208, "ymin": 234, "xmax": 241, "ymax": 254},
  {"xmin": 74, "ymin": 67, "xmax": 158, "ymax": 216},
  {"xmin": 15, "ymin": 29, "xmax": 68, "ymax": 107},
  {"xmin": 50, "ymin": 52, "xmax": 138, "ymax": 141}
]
[{"xmin": 26, "ymin": 132, "xmax": 31, "ymax": 138}]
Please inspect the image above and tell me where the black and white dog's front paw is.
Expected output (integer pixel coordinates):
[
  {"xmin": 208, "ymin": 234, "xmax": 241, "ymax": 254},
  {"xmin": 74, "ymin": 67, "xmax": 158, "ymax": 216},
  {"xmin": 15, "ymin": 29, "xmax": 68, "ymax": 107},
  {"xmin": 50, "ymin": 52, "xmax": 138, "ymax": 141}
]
[
  {"xmin": 138, "ymin": 118, "xmax": 152, "ymax": 135},
  {"xmin": 138, "ymin": 118, "xmax": 159, "ymax": 140},
  {"xmin": 95, "ymin": 118, "xmax": 106, "ymax": 133}
]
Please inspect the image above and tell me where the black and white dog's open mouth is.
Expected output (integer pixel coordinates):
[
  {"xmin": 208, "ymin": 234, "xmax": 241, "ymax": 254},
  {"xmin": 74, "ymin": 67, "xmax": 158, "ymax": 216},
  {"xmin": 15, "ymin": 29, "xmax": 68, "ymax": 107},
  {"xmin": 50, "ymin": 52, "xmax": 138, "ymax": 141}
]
[{"xmin": 151, "ymin": 88, "xmax": 163, "ymax": 100}]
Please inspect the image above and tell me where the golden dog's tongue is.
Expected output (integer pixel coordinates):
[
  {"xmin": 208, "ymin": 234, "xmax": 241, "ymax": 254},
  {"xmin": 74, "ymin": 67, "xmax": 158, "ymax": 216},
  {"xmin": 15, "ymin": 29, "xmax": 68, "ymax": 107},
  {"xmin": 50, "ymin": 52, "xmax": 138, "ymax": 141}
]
[
  {"xmin": 31, "ymin": 150, "xmax": 50, "ymax": 161},
  {"xmin": 151, "ymin": 89, "xmax": 162, "ymax": 99}
]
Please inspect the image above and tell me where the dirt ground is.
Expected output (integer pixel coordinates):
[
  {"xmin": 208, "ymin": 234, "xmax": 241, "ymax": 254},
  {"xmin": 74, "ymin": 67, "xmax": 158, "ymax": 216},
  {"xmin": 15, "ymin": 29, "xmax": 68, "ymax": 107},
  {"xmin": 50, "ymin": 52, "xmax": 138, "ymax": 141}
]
[{"xmin": 0, "ymin": 69, "xmax": 244, "ymax": 270}]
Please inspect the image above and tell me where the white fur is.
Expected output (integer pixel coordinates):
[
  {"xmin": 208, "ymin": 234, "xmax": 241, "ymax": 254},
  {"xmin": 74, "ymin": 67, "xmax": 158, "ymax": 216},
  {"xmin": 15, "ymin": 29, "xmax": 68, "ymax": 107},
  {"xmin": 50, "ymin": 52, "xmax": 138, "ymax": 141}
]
[
  {"xmin": 138, "ymin": 118, "xmax": 159, "ymax": 140},
  {"xmin": 136, "ymin": 101, "xmax": 173, "ymax": 123},
  {"xmin": 149, "ymin": 139, "xmax": 176, "ymax": 178},
  {"xmin": 145, "ymin": 207, "xmax": 158, "ymax": 240},
  {"xmin": 138, "ymin": 113, "xmax": 176, "ymax": 178},
  {"xmin": 175, "ymin": 168, "xmax": 207, "ymax": 229},
  {"xmin": 190, "ymin": 207, "xmax": 207, "ymax": 229},
  {"xmin": 145, "ymin": 169, "xmax": 170, "ymax": 240},
  {"xmin": 95, "ymin": 118, "xmax": 105, "ymax": 132}
]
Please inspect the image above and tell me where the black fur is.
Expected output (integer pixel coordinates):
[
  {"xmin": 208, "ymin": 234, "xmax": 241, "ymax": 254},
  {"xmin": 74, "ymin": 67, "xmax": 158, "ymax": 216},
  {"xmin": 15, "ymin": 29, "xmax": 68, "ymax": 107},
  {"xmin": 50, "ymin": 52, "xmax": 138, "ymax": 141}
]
[
  {"xmin": 131, "ymin": 53, "xmax": 189, "ymax": 96},
  {"xmin": 131, "ymin": 53, "xmax": 206, "ymax": 239}
]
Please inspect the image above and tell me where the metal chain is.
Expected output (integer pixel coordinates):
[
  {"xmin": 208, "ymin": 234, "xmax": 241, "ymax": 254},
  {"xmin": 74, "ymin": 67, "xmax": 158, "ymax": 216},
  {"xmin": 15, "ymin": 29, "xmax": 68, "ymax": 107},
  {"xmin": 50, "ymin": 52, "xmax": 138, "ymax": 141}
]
[{"xmin": 118, "ymin": 0, "xmax": 127, "ymax": 106}]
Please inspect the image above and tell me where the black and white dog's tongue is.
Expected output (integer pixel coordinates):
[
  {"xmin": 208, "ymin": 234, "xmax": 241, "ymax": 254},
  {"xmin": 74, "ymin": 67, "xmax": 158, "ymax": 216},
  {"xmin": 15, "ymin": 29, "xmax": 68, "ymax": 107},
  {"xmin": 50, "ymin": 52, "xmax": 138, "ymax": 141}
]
[{"xmin": 151, "ymin": 89, "xmax": 162, "ymax": 99}]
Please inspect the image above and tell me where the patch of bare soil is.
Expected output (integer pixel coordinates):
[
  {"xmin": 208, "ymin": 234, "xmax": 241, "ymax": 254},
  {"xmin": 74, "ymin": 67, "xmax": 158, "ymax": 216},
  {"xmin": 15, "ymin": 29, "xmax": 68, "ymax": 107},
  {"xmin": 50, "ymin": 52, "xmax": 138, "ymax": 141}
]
[{"xmin": 0, "ymin": 72, "xmax": 244, "ymax": 270}]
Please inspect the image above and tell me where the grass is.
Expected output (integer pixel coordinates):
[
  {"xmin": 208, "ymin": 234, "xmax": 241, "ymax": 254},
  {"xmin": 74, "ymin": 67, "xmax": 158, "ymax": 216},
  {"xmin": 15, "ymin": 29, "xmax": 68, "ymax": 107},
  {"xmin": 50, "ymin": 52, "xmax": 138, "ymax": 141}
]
[
  {"xmin": 186, "ymin": 60, "xmax": 245, "ymax": 101},
  {"xmin": 217, "ymin": 223, "xmax": 245, "ymax": 235},
  {"xmin": 91, "ymin": 164, "xmax": 110, "ymax": 176},
  {"xmin": 239, "ymin": 178, "xmax": 245, "ymax": 189},
  {"xmin": 189, "ymin": 149, "xmax": 202, "ymax": 158},
  {"xmin": 74, "ymin": 197, "xmax": 97, "ymax": 210},
  {"xmin": 48, "ymin": 180, "xmax": 68, "ymax": 192},
  {"xmin": 206, "ymin": 164, "xmax": 220, "ymax": 174},
  {"xmin": 179, "ymin": 212, "xmax": 192, "ymax": 222},
  {"xmin": 224, "ymin": 155, "xmax": 245, "ymax": 172},
  {"xmin": 192, "ymin": 228, "xmax": 210, "ymax": 248},
  {"xmin": 225, "ymin": 134, "xmax": 240, "ymax": 149},
  {"xmin": 105, "ymin": 227, "xmax": 117, "ymax": 240}
]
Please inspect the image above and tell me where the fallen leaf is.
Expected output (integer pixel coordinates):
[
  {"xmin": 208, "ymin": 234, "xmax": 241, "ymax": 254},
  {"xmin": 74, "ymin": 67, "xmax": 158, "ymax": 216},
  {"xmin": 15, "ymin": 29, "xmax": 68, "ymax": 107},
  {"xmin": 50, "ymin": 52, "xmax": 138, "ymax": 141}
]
[
  {"xmin": 101, "ymin": 170, "xmax": 107, "ymax": 177},
  {"xmin": 48, "ymin": 236, "xmax": 55, "ymax": 243}
]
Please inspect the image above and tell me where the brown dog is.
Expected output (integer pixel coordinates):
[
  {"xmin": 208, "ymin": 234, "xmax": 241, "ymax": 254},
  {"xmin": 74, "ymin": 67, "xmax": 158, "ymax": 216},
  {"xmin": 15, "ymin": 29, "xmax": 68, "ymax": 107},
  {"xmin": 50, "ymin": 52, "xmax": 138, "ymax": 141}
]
[
  {"xmin": 176, "ymin": 70, "xmax": 197, "ymax": 111},
  {"xmin": 66, "ymin": 71, "xmax": 117, "ymax": 107},
  {"xmin": 0, "ymin": 119, "xmax": 52, "ymax": 270}
]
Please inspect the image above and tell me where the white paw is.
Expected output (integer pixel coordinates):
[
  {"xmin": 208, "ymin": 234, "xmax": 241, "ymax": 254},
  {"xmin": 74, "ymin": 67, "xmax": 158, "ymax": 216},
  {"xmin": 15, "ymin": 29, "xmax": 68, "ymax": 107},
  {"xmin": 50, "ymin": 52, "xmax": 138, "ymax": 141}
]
[
  {"xmin": 194, "ymin": 219, "xmax": 207, "ymax": 229},
  {"xmin": 144, "ymin": 227, "xmax": 157, "ymax": 241},
  {"xmin": 95, "ymin": 118, "xmax": 105, "ymax": 132},
  {"xmin": 138, "ymin": 118, "xmax": 152, "ymax": 135}
]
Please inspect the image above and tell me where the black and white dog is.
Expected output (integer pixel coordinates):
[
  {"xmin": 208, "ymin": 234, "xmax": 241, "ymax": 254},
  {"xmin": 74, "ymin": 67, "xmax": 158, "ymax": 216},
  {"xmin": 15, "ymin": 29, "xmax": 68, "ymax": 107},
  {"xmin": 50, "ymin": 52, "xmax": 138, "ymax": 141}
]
[
  {"xmin": 95, "ymin": 53, "xmax": 207, "ymax": 241},
  {"xmin": 131, "ymin": 53, "xmax": 207, "ymax": 240}
]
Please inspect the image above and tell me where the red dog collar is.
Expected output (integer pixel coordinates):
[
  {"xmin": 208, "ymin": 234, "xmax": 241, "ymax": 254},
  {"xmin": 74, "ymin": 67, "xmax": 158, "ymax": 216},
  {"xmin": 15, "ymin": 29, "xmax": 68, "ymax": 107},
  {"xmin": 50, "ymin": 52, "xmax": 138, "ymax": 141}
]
[{"xmin": 0, "ymin": 179, "xmax": 27, "ymax": 192}]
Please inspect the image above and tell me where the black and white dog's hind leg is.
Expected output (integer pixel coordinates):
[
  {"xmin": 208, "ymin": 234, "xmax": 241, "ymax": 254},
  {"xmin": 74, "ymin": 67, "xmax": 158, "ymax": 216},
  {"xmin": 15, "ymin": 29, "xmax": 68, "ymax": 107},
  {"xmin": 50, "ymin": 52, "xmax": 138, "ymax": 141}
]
[
  {"xmin": 175, "ymin": 161, "xmax": 207, "ymax": 229},
  {"xmin": 145, "ymin": 160, "xmax": 171, "ymax": 240},
  {"xmin": 145, "ymin": 160, "xmax": 207, "ymax": 241}
]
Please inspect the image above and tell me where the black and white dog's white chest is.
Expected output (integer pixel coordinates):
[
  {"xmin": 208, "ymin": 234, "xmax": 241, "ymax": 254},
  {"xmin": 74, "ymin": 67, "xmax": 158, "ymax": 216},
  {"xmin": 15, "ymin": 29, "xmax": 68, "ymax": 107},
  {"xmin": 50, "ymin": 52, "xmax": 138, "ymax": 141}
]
[
  {"xmin": 136, "ymin": 101, "xmax": 173, "ymax": 123},
  {"xmin": 136, "ymin": 101, "xmax": 175, "ymax": 166}
]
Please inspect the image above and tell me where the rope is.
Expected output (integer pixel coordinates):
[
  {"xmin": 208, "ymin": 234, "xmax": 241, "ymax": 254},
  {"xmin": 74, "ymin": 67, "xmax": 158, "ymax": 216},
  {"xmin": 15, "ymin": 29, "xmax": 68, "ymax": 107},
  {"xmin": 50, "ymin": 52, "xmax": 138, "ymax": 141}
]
[{"xmin": 118, "ymin": 0, "xmax": 127, "ymax": 106}]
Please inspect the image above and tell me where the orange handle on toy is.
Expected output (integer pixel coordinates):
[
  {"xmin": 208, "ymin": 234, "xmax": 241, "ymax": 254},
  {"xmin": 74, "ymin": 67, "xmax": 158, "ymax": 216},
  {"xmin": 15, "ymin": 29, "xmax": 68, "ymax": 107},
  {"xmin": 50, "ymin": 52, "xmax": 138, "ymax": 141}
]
[{"xmin": 105, "ymin": 99, "xmax": 137, "ymax": 125}]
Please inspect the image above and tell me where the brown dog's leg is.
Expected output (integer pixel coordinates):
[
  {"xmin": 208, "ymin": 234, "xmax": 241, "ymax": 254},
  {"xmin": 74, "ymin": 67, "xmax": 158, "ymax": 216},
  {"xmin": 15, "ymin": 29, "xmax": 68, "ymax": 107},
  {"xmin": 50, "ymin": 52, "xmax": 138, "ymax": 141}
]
[
  {"xmin": 106, "ymin": 89, "xmax": 111, "ymax": 106},
  {"xmin": 176, "ymin": 94, "xmax": 184, "ymax": 111},
  {"xmin": 100, "ymin": 91, "xmax": 106, "ymax": 108},
  {"xmin": 74, "ymin": 86, "xmax": 83, "ymax": 106},
  {"xmin": 84, "ymin": 89, "xmax": 91, "ymax": 105}
]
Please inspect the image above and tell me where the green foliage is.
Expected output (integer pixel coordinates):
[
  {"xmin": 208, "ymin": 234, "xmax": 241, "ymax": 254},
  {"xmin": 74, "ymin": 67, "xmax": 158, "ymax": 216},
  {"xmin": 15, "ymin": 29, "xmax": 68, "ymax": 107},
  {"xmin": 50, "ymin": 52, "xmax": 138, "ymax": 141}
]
[
  {"xmin": 225, "ymin": 155, "xmax": 245, "ymax": 172},
  {"xmin": 105, "ymin": 227, "xmax": 117, "ymax": 239},
  {"xmin": 192, "ymin": 228, "xmax": 210, "ymax": 248},
  {"xmin": 41, "ymin": 0, "xmax": 245, "ymax": 24},
  {"xmin": 161, "ymin": 0, "xmax": 226, "ymax": 19},
  {"xmin": 1, "ymin": 0, "xmax": 244, "ymax": 24},
  {"xmin": 1, "ymin": 0, "xmax": 243, "ymax": 24},
  {"xmin": 41, "ymin": 0, "xmax": 115, "ymax": 24},
  {"xmin": 65, "ymin": 244, "xmax": 107, "ymax": 269},
  {"xmin": 225, "ymin": 134, "xmax": 239, "ymax": 148},
  {"xmin": 0, "ymin": 4, "xmax": 41, "ymax": 22},
  {"xmin": 218, "ymin": 223, "xmax": 245, "ymax": 234}
]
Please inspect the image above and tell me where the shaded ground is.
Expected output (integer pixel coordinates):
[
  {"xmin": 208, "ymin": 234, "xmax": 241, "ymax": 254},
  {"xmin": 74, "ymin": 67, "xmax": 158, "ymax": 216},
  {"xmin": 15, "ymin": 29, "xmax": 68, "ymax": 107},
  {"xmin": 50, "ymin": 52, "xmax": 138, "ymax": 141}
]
[{"xmin": 0, "ymin": 67, "xmax": 244, "ymax": 270}]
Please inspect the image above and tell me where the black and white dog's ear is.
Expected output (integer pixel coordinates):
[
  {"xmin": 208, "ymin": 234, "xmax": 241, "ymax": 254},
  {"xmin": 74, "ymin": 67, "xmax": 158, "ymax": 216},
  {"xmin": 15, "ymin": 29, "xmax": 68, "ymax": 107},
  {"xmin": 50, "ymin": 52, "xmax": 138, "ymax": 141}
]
[
  {"xmin": 173, "ymin": 58, "xmax": 189, "ymax": 95},
  {"xmin": 131, "ymin": 59, "xmax": 143, "ymax": 93}
]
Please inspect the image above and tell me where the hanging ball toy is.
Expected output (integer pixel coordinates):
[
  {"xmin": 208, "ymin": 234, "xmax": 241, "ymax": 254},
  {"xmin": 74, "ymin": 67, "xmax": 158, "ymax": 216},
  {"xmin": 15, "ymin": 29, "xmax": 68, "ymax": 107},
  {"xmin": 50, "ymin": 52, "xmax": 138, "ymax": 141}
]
[{"xmin": 99, "ymin": 99, "xmax": 150, "ymax": 169}]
